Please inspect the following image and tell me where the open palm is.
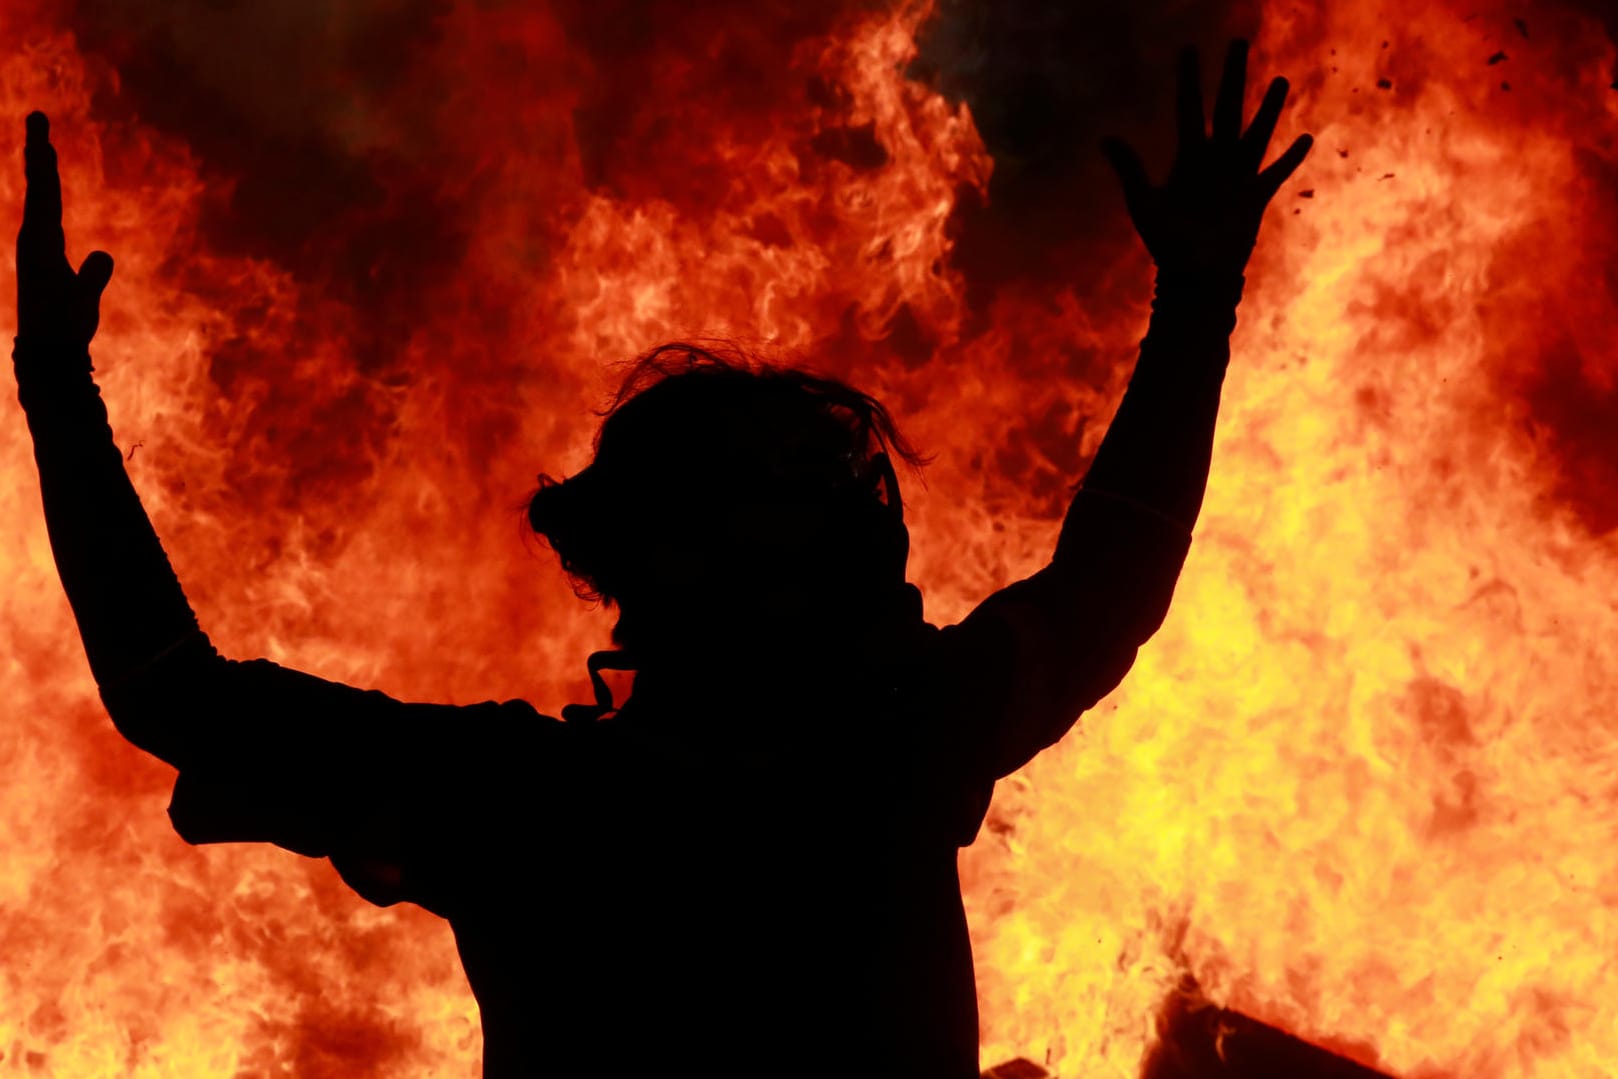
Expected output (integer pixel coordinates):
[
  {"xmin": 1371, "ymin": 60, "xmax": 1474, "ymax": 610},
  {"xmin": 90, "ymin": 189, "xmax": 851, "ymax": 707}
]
[
  {"xmin": 15, "ymin": 112, "xmax": 113, "ymax": 351},
  {"xmin": 1102, "ymin": 40, "xmax": 1313, "ymax": 275}
]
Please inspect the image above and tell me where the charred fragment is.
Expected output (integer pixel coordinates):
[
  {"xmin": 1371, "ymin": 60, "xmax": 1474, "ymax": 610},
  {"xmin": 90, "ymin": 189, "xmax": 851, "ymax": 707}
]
[
  {"xmin": 981, "ymin": 1060, "xmax": 1052, "ymax": 1079},
  {"xmin": 1142, "ymin": 997, "xmax": 1397, "ymax": 1079}
]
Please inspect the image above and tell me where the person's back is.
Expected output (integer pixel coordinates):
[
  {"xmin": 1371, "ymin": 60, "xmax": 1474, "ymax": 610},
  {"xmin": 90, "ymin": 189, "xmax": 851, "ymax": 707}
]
[
  {"xmin": 12, "ymin": 41, "xmax": 1311, "ymax": 1076},
  {"xmin": 455, "ymin": 672, "xmax": 983, "ymax": 1075}
]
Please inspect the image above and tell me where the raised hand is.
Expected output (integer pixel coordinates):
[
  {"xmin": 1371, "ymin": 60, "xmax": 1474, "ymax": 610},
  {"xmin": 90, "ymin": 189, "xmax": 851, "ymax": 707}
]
[
  {"xmin": 16, "ymin": 112, "xmax": 113, "ymax": 350},
  {"xmin": 1101, "ymin": 40, "xmax": 1313, "ymax": 276}
]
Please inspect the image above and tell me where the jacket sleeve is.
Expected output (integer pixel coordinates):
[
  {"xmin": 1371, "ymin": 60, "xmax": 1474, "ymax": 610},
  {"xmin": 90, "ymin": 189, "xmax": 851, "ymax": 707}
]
[
  {"xmin": 918, "ymin": 270, "xmax": 1241, "ymax": 783},
  {"xmin": 101, "ymin": 636, "xmax": 559, "ymax": 917},
  {"xmin": 14, "ymin": 337, "xmax": 560, "ymax": 916}
]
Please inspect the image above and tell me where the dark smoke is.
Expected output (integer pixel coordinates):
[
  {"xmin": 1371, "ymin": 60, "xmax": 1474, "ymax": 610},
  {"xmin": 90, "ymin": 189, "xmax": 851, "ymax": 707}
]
[
  {"xmin": 68, "ymin": 0, "xmax": 882, "ymax": 320},
  {"xmin": 67, "ymin": 0, "xmax": 1263, "ymax": 338},
  {"xmin": 71, "ymin": 1, "xmax": 460, "ymax": 367},
  {"xmin": 913, "ymin": 0, "xmax": 1256, "ymax": 302}
]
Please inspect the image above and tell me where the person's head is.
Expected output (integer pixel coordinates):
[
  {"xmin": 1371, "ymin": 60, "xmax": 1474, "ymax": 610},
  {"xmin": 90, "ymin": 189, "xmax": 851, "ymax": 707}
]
[{"xmin": 528, "ymin": 343, "xmax": 926, "ymax": 666}]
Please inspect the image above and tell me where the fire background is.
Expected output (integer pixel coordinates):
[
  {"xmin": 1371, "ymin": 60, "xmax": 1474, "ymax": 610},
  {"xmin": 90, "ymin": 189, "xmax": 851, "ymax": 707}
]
[{"xmin": 3, "ymin": 0, "xmax": 1618, "ymax": 1076}]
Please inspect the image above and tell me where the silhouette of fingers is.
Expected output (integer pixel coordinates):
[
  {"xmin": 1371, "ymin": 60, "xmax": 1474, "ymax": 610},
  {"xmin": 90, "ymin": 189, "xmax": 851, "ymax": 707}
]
[
  {"xmin": 21, "ymin": 111, "xmax": 64, "ymax": 257},
  {"xmin": 1176, "ymin": 48, "xmax": 1205, "ymax": 150},
  {"xmin": 1101, "ymin": 137, "xmax": 1151, "ymax": 209},
  {"xmin": 78, "ymin": 250, "xmax": 113, "ymax": 302},
  {"xmin": 1258, "ymin": 134, "xmax": 1314, "ymax": 201},
  {"xmin": 1213, "ymin": 40, "xmax": 1249, "ymax": 144},
  {"xmin": 1242, "ymin": 77, "xmax": 1290, "ymax": 171}
]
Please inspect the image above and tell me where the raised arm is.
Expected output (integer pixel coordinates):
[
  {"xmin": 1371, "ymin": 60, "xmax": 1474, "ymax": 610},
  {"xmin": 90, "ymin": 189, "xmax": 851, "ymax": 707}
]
[
  {"xmin": 930, "ymin": 42, "xmax": 1312, "ymax": 782},
  {"xmin": 12, "ymin": 111, "xmax": 213, "ymax": 764},
  {"xmin": 13, "ymin": 113, "xmax": 559, "ymax": 914}
]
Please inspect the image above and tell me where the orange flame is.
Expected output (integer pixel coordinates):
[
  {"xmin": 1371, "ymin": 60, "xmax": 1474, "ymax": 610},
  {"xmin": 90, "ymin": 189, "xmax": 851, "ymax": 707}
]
[{"xmin": 2, "ymin": 0, "xmax": 1617, "ymax": 1076}]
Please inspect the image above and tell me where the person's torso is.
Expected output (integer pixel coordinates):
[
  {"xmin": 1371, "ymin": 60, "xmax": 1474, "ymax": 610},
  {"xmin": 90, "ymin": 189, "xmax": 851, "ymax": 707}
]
[{"xmin": 451, "ymin": 697, "xmax": 988, "ymax": 1078}]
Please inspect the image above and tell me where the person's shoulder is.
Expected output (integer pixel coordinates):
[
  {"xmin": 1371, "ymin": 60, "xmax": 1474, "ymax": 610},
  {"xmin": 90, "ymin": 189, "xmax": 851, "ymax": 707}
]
[
  {"xmin": 465, "ymin": 695, "xmax": 562, "ymax": 721},
  {"xmin": 908, "ymin": 606, "xmax": 1011, "ymax": 676},
  {"xmin": 462, "ymin": 695, "xmax": 568, "ymax": 728},
  {"xmin": 414, "ymin": 695, "xmax": 576, "ymax": 757}
]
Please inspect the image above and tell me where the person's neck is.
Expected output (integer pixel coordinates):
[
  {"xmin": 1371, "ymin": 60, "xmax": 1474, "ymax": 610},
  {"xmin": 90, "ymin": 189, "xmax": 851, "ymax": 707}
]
[
  {"xmin": 631, "ymin": 641, "xmax": 847, "ymax": 701},
  {"xmin": 610, "ymin": 588, "xmax": 929, "ymax": 726}
]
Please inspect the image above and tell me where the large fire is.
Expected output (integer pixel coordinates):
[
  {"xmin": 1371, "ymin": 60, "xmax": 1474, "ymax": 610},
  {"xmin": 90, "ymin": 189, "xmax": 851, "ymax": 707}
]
[{"xmin": 2, "ymin": 0, "xmax": 1616, "ymax": 1075}]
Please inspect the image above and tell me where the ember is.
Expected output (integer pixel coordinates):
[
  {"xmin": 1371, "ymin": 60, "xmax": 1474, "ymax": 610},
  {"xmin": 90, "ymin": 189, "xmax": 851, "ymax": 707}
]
[{"xmin": 2, "ymin": 0, "xmax": 1617, "ymax": 1076}]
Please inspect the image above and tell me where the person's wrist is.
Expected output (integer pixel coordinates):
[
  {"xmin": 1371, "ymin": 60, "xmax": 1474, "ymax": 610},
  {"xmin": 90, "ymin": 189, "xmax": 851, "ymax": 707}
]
[
  {"xmin": 12, "ymin": 336, "xmax": 97, "ymax": 416},
  {"xmin": 13, "ymin": 335, "xmax": 92, "ymax": 366},
  {"xmin": 1135, "ymin": 266, "xmax": 1243, "ymax": 380}
]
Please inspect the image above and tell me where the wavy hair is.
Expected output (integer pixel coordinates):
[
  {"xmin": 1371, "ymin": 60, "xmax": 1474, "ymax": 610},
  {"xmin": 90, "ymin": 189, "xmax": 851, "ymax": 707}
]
[{"xmin": 527, "ymin": 342, "xmax": 926, "ymax": 606}]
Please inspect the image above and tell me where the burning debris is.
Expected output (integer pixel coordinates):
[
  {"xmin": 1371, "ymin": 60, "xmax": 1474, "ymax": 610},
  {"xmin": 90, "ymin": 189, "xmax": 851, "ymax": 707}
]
[
  {"xmin": 1140, "ymin": 1000, "xmax": 1396, "ymax": 1079},
  {"xmin": 983, "ymin": 1060, "xmax": 1054, "ymax": 1079},
  {"xmin": 982, "ymin": 987, "xmax": 1403, "ymax": 1078}
]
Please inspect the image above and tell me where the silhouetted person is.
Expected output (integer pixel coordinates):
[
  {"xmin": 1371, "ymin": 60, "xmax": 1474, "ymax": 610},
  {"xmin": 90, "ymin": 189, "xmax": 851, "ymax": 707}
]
[{"xmin": 14, "ymin": 42, "xmax": 1309, "ymax": 1079}]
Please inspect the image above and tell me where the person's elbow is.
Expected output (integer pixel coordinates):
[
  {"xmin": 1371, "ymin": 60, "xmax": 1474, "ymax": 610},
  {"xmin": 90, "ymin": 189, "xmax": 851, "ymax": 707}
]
[
  {"xmin": 1124, "ymin": 564, "xmax": 1181, "ymax": 646},
  {"xmin": 100, "ymin": 690, "xmax": 197, "ymax": 770},
  {"xmin": 95, "ymin": 636, "xmax": 226, "ymax": 770}
]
